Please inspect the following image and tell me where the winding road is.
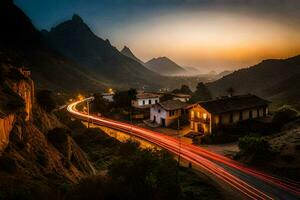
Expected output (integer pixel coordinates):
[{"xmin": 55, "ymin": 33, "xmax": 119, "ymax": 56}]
[{"xmin": 67, "ymin": 98, "xmax": 300, "ymax": 200}]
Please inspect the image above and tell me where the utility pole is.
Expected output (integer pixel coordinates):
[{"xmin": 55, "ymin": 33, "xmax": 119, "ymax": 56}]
[
  {"xmin": 177, "ymin": 118, "xmax": 181, "ymax": 166},
  {"xmin": 87, "ymin": 100, "xmax": 90, "ymax": 128}
]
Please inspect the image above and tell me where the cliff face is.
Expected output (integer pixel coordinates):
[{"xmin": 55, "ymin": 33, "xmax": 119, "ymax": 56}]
[
  {"xmin": 0, "ymin": 64, "xmax": 95, "ymax": 183},
  {"xmin": 10, "ymin": 78, "xmax": 34, "ymax": 121},
  {"xmin": 0, "ymin": 114, "xmax": 15, "ymax": 151},
  {"xmin": 0, "ymin": 67, "xmax": 34, "ymax": 152}
]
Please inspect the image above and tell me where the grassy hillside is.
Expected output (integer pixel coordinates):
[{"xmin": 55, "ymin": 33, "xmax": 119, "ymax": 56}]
[{"xmin": 207, "ymin": 55, "xmax": 300, "ymax": 109}]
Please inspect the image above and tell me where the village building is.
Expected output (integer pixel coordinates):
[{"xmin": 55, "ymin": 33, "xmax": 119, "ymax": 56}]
[
  {"xmin": 171, "ymin": 93, "xmax": 191, "ymax": 102},
  {"xmin": 150, "ymin": 100, "xmax": 188, "ymax": 127},
  {"xmin": 101, "ymin": 92, "xmax": 114, "ymax": 102},
  {"xmin": 132, "ymin": 93, "xmax": 160, "ymax": 108},
  {"xmin": 189, "ymin": 94, "xmax": 270, "ymax": 134}
]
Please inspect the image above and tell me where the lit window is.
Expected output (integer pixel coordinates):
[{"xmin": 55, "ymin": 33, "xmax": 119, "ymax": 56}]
[
  {"xmin": 191, "ymin": 111, "xmax": 194, "ymax": 118},
  {"xmin": 203, "ymin": 113, "xmax": 207, "ymax": 120}
]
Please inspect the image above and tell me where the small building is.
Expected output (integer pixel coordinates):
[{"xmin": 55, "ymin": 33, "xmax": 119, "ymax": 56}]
[
  {"xmin": 101, "ymin": 92, "xmax": 114, "ymax": 102},
  {"xmin": 189, "ymin": 94, "xmax": 270, "ymax": 134},
  {"xmin": 171, "ymin": 93, "xmax": 191, "ymax": 102},
  {"xmin": 150, "ymin": 100, "xmax": 188, "ymax": 127},
  {"xmin": 132, "ymin": 93, "xmax": 160, "ymax": 108}
]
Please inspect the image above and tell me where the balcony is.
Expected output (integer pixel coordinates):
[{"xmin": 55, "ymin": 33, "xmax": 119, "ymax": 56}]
[{"xmin": 189, "ymin": 116, "xmax": 210, "ymax": 124}]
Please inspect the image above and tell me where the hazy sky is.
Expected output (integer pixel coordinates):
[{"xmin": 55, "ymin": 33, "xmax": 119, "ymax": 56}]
[{"xmin": 15, "ymin": 0, "xmax": 300, "ymax": 72}]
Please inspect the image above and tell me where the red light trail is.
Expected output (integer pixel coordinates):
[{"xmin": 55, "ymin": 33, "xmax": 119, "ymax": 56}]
[{"xmin": 67, "ymin": 98, "xmax": 300, "ymax": 200}]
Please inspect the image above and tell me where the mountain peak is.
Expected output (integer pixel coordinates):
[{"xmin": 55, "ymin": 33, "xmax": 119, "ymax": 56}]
[
  {"xmin": 121, "ymin": 46, "xmax": 143, "ymax": 64},
  {"xmin": 145, "ymin": 56, "xmax": 186, "ymax": 76},
  {"xmin": 72, "ymin": 14, "xmax": 84, "ymax": 23}
]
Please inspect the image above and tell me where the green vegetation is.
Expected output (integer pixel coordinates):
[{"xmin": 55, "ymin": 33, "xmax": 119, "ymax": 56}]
[
  {"xmin": 189, "ymin": 82, "xmax": 212, "ymax": 103},
  {"xmin": 172, "ymin": 84, "xmax": 192, "ymax": 94},
  {"xmin": 36, "ymin": 90, "xmax": 57, "ymax": 112},
  {"xmin": 90, "ymin": 93, "xmax": 112, "ymax": 114},
  {"xmin": 272, "ymin": 105, "xmax": 299, "ymax": 130},
  {"xmin": 236, "ymin": 136, "xmax": 272, "ymax": 162},
  {"xmin": 69, "ymin": 134, "xmax": 222, "ymax": 200},
  {"xmin": 113, "ymin": 88, "xmax": 137, "ymax": 108}
]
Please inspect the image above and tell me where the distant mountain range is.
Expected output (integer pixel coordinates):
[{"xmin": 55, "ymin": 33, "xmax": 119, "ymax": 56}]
[
  {"xmin": 144, "ymin": 57, "xmax": 187, "ymax": 76},
  {"xmin": 207, "ymin": 55, "xmax": 300, "ymax": 109},
  {"xmin": 43, "ymin": 15, "xmax": 170, "ymax": 90}
]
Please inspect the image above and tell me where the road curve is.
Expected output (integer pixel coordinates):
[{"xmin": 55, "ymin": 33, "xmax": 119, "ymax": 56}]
[{"xmin": 67, "ymin": 98, "xmax": 300, "ymax": 200}]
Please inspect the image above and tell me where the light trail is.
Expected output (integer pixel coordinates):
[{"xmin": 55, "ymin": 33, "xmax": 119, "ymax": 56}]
[{"xmin": 67, "ymin": 98, "xmax": 300, "ymax": 200}]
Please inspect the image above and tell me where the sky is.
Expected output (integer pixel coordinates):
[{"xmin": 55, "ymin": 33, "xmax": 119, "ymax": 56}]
[{"xmin": 15, "ymin": 0, "xmax": 300, "ymax": 73}]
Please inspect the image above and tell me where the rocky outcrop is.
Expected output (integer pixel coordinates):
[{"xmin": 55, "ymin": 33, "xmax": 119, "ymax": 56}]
[
  {"xmin": 0, "ymin": 114, "xmax": 15, "ymax": 151},
  {"xmin": 10, "ymin": 70, "xmax": 34, "ymax": 121},
  {"xmin": 6, "ymin": 117, "xmax": 95, "ymax": 182}
]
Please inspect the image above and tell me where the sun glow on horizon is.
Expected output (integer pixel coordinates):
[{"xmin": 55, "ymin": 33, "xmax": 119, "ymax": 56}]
[{"xmin": 110, "ymin": 11, "xmax": 300, "ymax": 72}]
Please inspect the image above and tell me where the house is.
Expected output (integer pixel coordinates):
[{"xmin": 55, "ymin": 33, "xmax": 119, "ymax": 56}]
[
  {"xmin": 132, "ymin": 93, "xmax": 160, "ymax": 108},
  {"xmin": 150, "ymin": 100, "xmax": 188, "ymax": 127},
  {"xmin": 189, "ymin": 94, "xmax": 270, "ymax": 134},
  {"xmin": 171, "ymin": 93, "xmax": 191, "ymax": 102},
  {"xmin": 101, "ymin": 92, "xmax": 114, "ymax": 102}
]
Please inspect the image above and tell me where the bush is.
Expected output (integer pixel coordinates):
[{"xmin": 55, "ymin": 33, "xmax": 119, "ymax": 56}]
[
  {"xmin": 47, "ymin": 128, "xmax": 70, "ymax": 144},
  {"xmin": 36, "ymin": 90, "xmax": 57, "ymax": 112},
  {"xmin": 272, "ymin": 105, "xmax": 299, "ymax": 130},
  {"xmin": 0, "ymin": 156, "xmax": 17, "ymax": 173},
  {"xmin": 237, "ymin": 136, "xmax": 272, "ymax": 162}
]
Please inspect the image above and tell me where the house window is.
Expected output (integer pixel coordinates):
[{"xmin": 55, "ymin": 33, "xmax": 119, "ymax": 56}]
[
  {"xmin": 239, "ymin": 111, "xmax": 243, "ymax": 121},
  {"xmin": 149, "ymin": 100, "xmax": 152, "ymax": 104},
  {"xmin": 155, "ymin": 99, "xmax": 158, "ymax": 103},
  {"xmin": 191, "ymin": 111, "xmax": 194, "ymax": 118},
  {"xmin": 143, "ymin": 100, "xmax": 145, "ymax": 105},
  {"xmin": 203, "ymin": 113, "xmax": 207, "ymax": 120}
]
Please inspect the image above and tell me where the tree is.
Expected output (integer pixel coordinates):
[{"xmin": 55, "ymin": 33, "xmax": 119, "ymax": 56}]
[
  {"xmin": 237, "ymin": 136, "xmax": 272, "ymax": 162},
  {"xmin": 113, "ymin": 89, "xmax": 137, "ymax": 108},
  {"xmin": 189, "ymin": 82, "xmax": 212, "ymax": 103},
  {"xmin": 91, "ymin": 93, "xmax": 111, "ymax": 113},
  {"xmin": 160, "ymin": 93, "xmax": 173, "ymax": 102},
  {"xmin": 226, "ymin": 87, "xmax": 235, "ymax": 97},
  {"xmin": 172, "ymin": 84, "xmax": 192, "ymax": 95},
  {"xmin": 36, "ymin": 90, "xmax": 56, "ymax": 112},
  {"xmin": 272, "ymin": 105, "xmax": 299, "ymax": 130}
]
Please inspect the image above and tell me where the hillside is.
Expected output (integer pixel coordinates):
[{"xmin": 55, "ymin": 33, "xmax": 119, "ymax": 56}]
[
  {"xmin": 43, "ymin": 15, "xmax": 168, "ymax": 90},
  {"xmin": 121, "ymin": 46, "xmax": 144, "ymax": 64},
  {"xmin": 207, "ymin": 55, "xmax": 300, "ymax": 109},
  {"xmin": 145, "ymin": 56, "xmax": 187, "ymax": 76},
  {"xmin": 0, "ymin": 0, "xmax": 105, "ymax": 92}
]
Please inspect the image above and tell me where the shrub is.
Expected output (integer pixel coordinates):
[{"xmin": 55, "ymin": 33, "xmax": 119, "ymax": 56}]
[
  {"xmin": 0, "ymin": 156, "xmax": 17, "ymax": 173},
  {"xmin": 237, "ymin": 136, "xmax": 272, "ymax": 162},
  {"xmin": 47, "ymin": 128, "xmax": 70, "ymax": 146},
  {"xmin": 36, "ymin": 90, "xmax": 57, "ymax": 112},
  {"xmin": 272, "ymin": 105, "xmax": 299, "ymax": 130}
]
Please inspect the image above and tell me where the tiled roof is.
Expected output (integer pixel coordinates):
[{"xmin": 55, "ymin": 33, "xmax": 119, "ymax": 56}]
[
  {"xmin": 136, "ymin": 93, "xmax": 160, "ymax": 99},
  {"xmin": 158, "ymin": 100, "xmax": 188, "ymax": 111},
  {"xmin": 198, "ymin": 94, "xmax": 270, "ymax": 114}
]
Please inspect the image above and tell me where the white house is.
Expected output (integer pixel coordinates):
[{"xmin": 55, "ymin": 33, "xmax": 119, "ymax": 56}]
[
  {"xmin": 101, "ymin": 92, "xmax": 114, "ymax": 102},
  {"xmin": 150, "ymin": 100, "xmax": 188, "ymax": 127},
  {"xmin": 132, "ymin": 93, "xmax": 160, "ymax": 108},
  {"xmin": 172, "ymin": 93, "xmax": 191, "ymax": 102}
]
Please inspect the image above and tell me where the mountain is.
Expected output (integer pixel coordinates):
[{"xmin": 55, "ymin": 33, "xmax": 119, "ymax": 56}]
[
  {"xmin": 207, "ymin": 55, "xmax": 300, "ymax": 109},
  {"xmin": 185, "ymin": 66, "xmax": 201, "ymax": 74},
  {"xmin": 145, "ymin": 57, "xmax": 186, "ymax": 76},
  {"xmin": 43, "ymin": 15, "xmax": 167, "ymax": 90},
  {"xmin": 121, "ymin": 46, "xmax": 144, "ymax": 64},
  {"xmin": 0, "ymin": 0, "xmax": 105, "ymax": 92}
]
